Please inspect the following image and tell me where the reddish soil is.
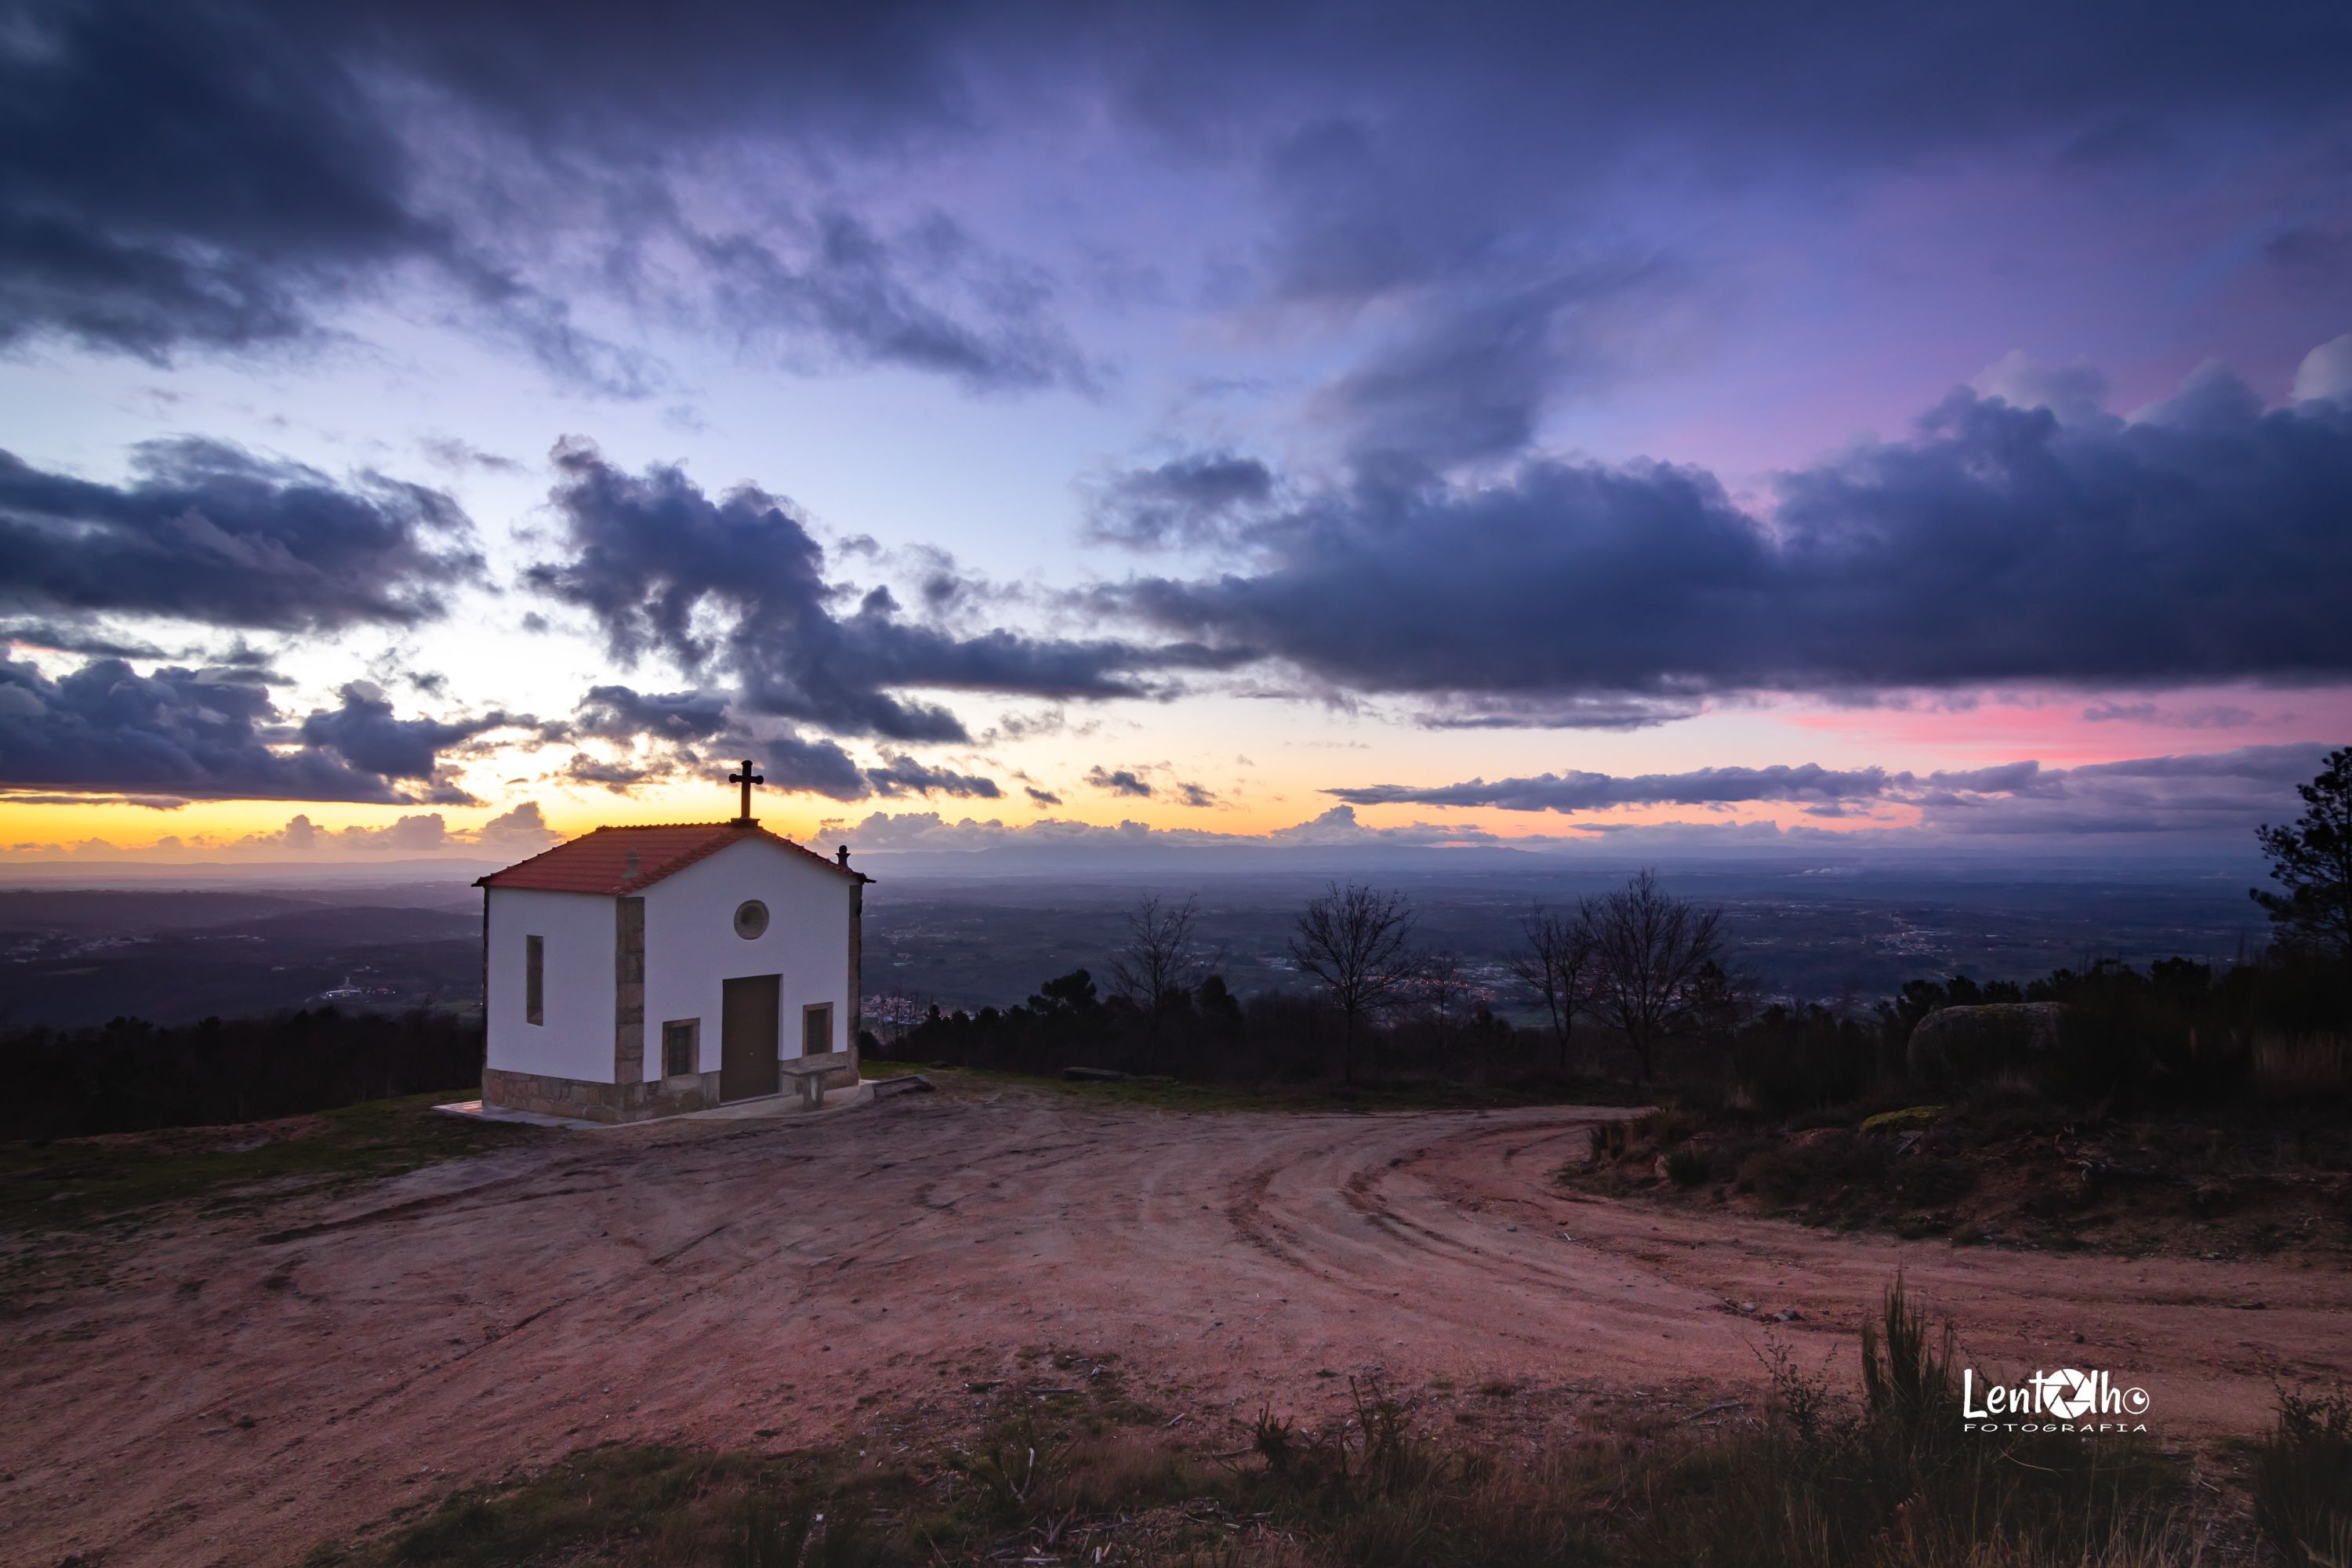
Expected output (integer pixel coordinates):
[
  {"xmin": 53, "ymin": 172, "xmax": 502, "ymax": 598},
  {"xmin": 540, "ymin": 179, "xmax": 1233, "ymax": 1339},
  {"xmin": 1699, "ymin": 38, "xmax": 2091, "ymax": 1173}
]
[{"xmin": 6, "ymin": 1081, "xmax": 2350, "ymax": 1566}]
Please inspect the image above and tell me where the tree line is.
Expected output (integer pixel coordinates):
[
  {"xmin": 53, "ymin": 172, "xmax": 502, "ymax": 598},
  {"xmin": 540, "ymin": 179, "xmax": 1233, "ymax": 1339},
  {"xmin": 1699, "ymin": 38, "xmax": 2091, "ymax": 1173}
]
[
  {"xmin": 883, "ymin": 747, "xmax": 2352, "ymax": 1107},
  {"xmin": 2, "ymin": 1006, "xmax": 483, "ymax": 1140},
  {"xmin": 9, "ymin": 750, "xmax": 2346, "ymax": 1138}
]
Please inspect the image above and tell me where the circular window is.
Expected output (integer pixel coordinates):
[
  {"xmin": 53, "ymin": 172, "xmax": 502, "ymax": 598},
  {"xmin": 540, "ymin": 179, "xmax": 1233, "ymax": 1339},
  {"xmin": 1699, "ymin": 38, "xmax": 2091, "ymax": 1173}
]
[{"xmin": 732, "ymin": 900, "xmax": 770, "ymax": 940}]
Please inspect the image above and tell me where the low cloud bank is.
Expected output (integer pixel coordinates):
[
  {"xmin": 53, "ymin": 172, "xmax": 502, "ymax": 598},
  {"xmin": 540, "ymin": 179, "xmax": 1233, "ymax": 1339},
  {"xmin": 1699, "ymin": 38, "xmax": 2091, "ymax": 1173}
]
[
  {"xmin": 815, "ymin": 743, "xmax": 2322, "ymax": 865},
  {"xmin": 2, "ymin": 800, "xmax": 560, "ymax": 866},
  {"xmin": 1326, "ymin": 744, "xmax": 2327, "ymax": 839}
]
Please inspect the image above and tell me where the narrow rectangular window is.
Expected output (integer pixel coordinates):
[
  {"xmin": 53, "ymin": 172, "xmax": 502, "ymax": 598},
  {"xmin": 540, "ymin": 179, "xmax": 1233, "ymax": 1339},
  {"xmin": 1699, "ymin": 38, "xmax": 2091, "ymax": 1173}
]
[
  {"xmin": 524, "ymin": 934, "xmax": 544, "ymax": 1025},
  {"xmin": 803, "ymin": 1004, "xmax": 832, "ymax": 1058},
  {"xmin": 662, "ymin": 1019, "xmax": 697, "ymax": 1078}
]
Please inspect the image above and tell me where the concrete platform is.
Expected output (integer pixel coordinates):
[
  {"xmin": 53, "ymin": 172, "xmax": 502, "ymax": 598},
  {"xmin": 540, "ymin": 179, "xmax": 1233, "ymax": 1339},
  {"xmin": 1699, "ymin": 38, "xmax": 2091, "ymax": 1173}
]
[{"xmin": 435, "ymin": 1078, "xmax": 877, "ymax": 1131}]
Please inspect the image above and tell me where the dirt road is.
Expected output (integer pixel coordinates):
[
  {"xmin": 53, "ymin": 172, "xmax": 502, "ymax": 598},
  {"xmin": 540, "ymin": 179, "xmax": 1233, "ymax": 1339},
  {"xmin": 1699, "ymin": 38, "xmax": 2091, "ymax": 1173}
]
[{"xmin": 6, "ymin": 1086, "xmax": 2348, "ymax": 1566}]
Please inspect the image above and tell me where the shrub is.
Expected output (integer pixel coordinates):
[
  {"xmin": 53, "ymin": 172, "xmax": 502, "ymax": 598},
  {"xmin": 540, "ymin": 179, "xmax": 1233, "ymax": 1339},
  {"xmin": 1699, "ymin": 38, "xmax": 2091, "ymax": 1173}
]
[
  {"xmin": 1731, "ymin": 1003, "xmax": 1879, "ymax": 1115},
  {"xmin": 2253, "ymin": 1385, "xmax": 2352, "ymax": 1566},
  {"xmin": 1628, "ymin": 1107, "xmax": 1690, "ymax": 1146},
  {"xmin": 1593, "ymin": 1120, "xmax": 1632, "ymax": 1161},
  {"xmin": 1887, "ymin": 1156, "xmax": 1976, "ymax": 1207},
  {"xmin": 1622, "ymin": 1275, "xmax": 2180, "ymax": 1568},
  {"xmin": 1737, "ymin": 1132, "xmax": 1891, "ymax": 1206},
  {"xmin": 1664, "ymin": 1147, "xmax": 1710, "ymax": 1187}
]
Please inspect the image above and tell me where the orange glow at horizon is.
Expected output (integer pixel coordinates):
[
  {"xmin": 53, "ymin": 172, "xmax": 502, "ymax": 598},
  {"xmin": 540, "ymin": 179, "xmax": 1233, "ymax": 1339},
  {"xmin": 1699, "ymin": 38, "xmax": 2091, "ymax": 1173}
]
[
  {"xmin": 4, "ymin": 679, "xmax": 2338, "ymax": 862},
  {"xmin": 0, "ymin": 780, "xmax": 1918, "ymax": 861}
]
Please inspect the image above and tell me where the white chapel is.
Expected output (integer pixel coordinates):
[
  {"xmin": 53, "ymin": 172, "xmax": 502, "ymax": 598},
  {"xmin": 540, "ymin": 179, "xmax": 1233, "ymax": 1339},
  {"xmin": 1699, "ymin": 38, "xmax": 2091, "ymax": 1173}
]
[{"xmin": 474, "ymin": 763, "xmax": 869, "ymax": 1123}]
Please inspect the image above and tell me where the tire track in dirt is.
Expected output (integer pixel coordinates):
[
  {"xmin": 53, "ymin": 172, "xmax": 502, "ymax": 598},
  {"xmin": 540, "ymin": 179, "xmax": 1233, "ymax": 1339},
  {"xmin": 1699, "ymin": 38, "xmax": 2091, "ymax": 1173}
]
[{"xmin": 5, "ymin": 1093, "xmax": 2348, "ymax": 1568}]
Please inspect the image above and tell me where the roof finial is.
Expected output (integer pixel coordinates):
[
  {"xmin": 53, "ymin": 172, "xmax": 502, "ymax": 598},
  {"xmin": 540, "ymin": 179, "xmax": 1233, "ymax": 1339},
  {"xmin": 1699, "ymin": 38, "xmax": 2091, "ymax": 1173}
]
[
  {"xmin": 728, "ymin": 758, "xmax": 764, "ymax": 825},
  {"xmin": 836, "ymin": 844, "xmax": 851, "ymax": 867}
]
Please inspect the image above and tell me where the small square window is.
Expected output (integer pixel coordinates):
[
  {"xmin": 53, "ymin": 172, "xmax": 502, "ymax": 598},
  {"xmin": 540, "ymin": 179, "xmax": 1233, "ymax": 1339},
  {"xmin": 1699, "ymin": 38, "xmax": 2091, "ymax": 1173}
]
[{"xmin": 662, "ymin": 1019, "xmax": 699, "ymax": 1078}]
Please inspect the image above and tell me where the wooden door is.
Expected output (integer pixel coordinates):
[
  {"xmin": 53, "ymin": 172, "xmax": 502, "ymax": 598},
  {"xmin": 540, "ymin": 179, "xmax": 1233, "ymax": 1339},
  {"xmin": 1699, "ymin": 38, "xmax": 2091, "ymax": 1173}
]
[{"xmin": 720, "ymin": 974, "xmax": 780, "ymax": 1101}]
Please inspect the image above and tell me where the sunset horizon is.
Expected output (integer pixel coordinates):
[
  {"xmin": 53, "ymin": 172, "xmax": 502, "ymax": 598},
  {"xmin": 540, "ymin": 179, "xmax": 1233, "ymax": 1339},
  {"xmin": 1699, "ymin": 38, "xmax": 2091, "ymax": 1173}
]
[{"xmin": 5, "ymin": 4, "xmax": 2349, "ymax": 871}]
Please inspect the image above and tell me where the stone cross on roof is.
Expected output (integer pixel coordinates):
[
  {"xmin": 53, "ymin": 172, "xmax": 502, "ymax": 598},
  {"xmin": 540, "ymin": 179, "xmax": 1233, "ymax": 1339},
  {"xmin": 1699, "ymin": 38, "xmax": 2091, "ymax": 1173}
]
[{"xmin": 728, "ymin": 759, "xmax": 764, "ymax": 825}]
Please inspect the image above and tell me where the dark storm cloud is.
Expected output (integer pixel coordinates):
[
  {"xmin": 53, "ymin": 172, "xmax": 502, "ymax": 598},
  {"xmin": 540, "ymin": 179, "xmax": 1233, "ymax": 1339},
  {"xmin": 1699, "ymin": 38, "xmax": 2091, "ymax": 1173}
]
[
  {"xmin": 560, "ymin": 751, "xmax": 664, "ymax": 793},
  {"xmin": 295, "ymin": 682, "xmax": 521, "ymax": 782},
  {"xmin": 1413, "ymin": 693, "xmax": 1708, "ymax": 731},
  {"xmin": 1083, "ymin": 452, "xmax": 1276, "ymax": 550},
  {"xmin": 1117, "ymin": 372, "xmax": 2352, "ymax": 702},
  {"xmin": 566, "ymin": 684, "xmax": 734, "ymax": 745},
  {"xmin": 1323, "ymin": 747, "xmax": 2328, "ymax": 842},
  {"xmin": 1907, "ymin": 745, "xmax": 2328, "ymax": 837},
  {"xmin": 862, "ymin": 753, "xmax": 1003, "ymax": 800},
  {"xmin": 1, "ymin": 622, "xmax": 172, "ymax": 660},
  {"xmin": 0, "ymin": 438, "xmax": 481, "ymax": 633},
  {"xmin": 525, "ymin": 440, "xmax": 1245, "ymax": 743},
  {"xmin": 10, "ymin": 2, "xmax": 2343, "ymax": 394},
  {"xmin": 686, "ymin": 209, "xmax": 1098, "ymax": 394},
  {"xmin": 0, "ymin": 658, "xmax": 503, "ymax": 802},
  {"xmin": 0, "ymin": 1, "xmax": 1092, "ymax": 392},
  {"xmin": 1311, "ymin": 261, "xmax": 1677, "ymax": 465},
  {"xmin": 590, "ymin": 723, "xmax": 874, "ymax": 803},
  {"xmin": 0, "ymin": 2, "xmax": 436, "ymax": 359},
  {"xmin": 1212, "ymin": 1, "xmax": 2351, "ymax": 445},
  {"xmin": 554, "ymin": 683, "xmax": 996, "ymax": 804},
  {"xmin": 736, "ymin": 730, "xmax": 873, "ymax": 803},
  {"xmin": 1086, "ymin": 766, "xmax": 1152, "ymax": 798}
]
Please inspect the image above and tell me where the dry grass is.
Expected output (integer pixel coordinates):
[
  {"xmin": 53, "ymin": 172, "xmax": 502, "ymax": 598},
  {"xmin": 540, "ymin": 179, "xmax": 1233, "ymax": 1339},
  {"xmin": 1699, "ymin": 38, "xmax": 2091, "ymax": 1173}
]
[
  {"xmin": 2251, "ymin": 1032, "xmax": 2350, "ymax": 1098},
  {"xmin": 0, "ymin": 1091, "xmax": 536, "ymax": 1236},
  {"xmin": 2252, "ymin": 1384, "xmax": 2352, "ymax": 1567},
  {"xmin": 312, "ymin": 1278, "xmax": 2299, "ymax": 1568}
]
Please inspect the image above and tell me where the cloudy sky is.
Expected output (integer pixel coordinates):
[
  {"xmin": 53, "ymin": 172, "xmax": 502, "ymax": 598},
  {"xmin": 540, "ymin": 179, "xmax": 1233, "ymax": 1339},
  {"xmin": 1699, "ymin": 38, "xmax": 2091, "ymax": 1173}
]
[{"xmin": 3, "ymin": 0, "xmax": 2350, "ymax": 865}]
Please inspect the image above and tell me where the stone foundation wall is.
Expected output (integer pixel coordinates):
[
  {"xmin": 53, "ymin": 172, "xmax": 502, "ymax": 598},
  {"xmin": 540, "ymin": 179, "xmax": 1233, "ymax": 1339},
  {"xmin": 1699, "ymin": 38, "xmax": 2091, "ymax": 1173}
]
[
  {"xmin": 483, "ymin": 1065, "xmax": 722, "ymax": 1123},
  {"xmin": 485, "ymin": 1048, "xmax": 860, "ymax": 1123}
]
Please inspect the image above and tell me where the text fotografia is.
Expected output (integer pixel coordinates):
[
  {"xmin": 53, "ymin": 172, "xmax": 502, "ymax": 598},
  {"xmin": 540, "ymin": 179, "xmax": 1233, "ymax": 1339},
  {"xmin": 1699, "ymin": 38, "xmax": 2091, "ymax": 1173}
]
[{"xmin": 1962, "ymin": 1368, "xmax": 2151, "ymax": 1432}]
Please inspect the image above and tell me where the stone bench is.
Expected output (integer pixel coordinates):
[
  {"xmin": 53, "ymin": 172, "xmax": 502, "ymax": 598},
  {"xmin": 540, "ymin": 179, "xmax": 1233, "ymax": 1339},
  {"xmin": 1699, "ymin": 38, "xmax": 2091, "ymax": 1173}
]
[{"xmin": 779, "ymin": 1049, "xmax": 859, "ymax": 1109}]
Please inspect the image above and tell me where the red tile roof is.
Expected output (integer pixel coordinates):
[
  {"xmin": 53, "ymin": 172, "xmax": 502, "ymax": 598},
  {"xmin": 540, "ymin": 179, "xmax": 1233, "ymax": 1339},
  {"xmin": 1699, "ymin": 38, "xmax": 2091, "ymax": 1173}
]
[{"xmin": 475, "ymin": 822, "xmax": 869, "ymax": 895}]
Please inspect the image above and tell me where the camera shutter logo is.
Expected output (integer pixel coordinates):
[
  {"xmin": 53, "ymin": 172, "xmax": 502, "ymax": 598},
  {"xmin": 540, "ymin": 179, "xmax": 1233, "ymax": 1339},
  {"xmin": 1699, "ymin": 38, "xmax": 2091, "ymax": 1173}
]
[{"xmin": 2040, "ymin": 1369, "xmax": 2100, "ymax": 1420}]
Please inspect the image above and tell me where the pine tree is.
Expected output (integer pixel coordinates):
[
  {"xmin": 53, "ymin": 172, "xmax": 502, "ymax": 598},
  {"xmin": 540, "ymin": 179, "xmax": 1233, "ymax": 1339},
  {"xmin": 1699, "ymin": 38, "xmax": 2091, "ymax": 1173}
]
[{"xmin": 2252, "ymin": 746, "xmax": 2352, "ymax": 972}]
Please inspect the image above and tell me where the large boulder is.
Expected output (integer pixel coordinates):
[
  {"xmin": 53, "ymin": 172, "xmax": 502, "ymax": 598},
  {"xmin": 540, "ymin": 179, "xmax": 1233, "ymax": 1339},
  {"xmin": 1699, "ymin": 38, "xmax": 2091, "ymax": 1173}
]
[{"xmin": 1906, "ymin": 1002, "xmax": 2067, "ymax": 1091}]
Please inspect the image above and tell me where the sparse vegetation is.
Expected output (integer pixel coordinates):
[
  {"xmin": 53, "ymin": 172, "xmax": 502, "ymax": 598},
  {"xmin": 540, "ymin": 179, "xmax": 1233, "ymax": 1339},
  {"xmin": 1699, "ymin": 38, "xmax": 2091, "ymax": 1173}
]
[
  {"xmin": 2252, "ymin": 1383, "xmax": 2352, "ymax": 1566},
  {"xmin": 1620, "ymin": 1279, "xmax": 2188, "ymax": 1568},
  {"xmin": 0, "ymin": 1090, "xmax": 533, "ymax": 1232},
  {"xmin": 311, "ymin": 1277, "xmax": 2209, "ymax": 1568}
]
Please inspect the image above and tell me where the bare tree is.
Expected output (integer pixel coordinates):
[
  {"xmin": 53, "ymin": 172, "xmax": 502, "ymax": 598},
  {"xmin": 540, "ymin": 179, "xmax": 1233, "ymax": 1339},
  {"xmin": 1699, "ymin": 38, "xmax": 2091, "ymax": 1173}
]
[
  {"xmin": 1108, "ymin": 894, "xmax": 1210, "ymax": 1022},
  {"xmin": 1289, "ymin": 883, "xmax": 1417, "ymax": 1085},
  {"xmin": 1506, "ymin": 903, "xmax": 1594, "ymax": 1073},
  {"xmin": 865, "ymin": 992, "xmax": 928, "ymax": 1045},
  {"xmin": 1417, "ymin": 947, "xmax": 1468, "ymax": 1072},
  {"xmin": 1582, "ymin": 869, "xmax": 1726, "ymax": 1082}
]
